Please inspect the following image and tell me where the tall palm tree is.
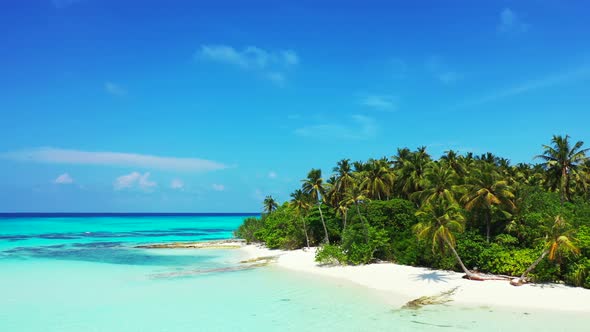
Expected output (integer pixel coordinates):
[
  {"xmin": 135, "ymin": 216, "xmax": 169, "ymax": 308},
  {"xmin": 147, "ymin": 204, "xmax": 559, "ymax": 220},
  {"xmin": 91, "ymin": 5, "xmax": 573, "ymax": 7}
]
[
  {"xmin": 535, "ymin": 135, "xmax": 589, "ymax": 203},
  {"xmin": 360, "ymin": 159, "xmax": 395, "ymax": 200},
  {"xmin": 573, "ymin": 160, "xmax": 590, "ymax": 199},
  {"xmin": 289, "ymin": 189, "xmax": 311, "ymax": 248},
  {"xmin": 336, "ymin": 203, "xmax": 350, "ymax": 231},
  {"xmin": 414, "ymin": 200, "xmax": 478, "ymax": 279},
  {"xmin": 328, "ymin": 159, "xmax": 355, "ymax": 216},
  {"xmin": 413, "ymin": 161, "xmax": 459, "ymax": 205},
  {"xmin": 511, "ymin": 215, "xmax": 579, "ymax": 286},
  {"xmin": 262, "ymin": 195, "xmax": 278, "ymax": 214},
  {"xmin": 391, "ymin": 147, "xmax": 411, "ymax": 169},
  {"xmin": 343, "ymin": 183, "xmax": 370, "ymax": 241},
  {"xmin": 461, "ymin": 163, "xmax": 516, "ymax": 242},
  {"xmin": 394, "ymin": 147, "xmax": 431, "ymax": 200},
  {"xmin": 441, "ymin": 150, "xmax": 466, "ymax": 176},
  {"xmin": 302, "ymin": 168, "xmax": 330, "ymax": 244},
  {"xmin": 333, "ymin": 159, "xmax": 355, "ymax": 196}
]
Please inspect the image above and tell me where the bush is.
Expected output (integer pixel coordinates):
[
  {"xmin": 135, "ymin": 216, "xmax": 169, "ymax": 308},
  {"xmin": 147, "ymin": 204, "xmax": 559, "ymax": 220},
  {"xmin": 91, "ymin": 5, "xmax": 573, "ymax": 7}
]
[
  {"xmin": 479, "ymin": 244, "xmax": 536, "ymax": 276},
  {"xmin": 340, "ymin": 223, "xmax": 389, "ymax": 265},
  {"xmin": 254, "ymin": 204, "xmax": 306, "ymax": 250},
  {"xmin": 455, "ymin": 231, "xmax": 487, "ymax": 270},
  {"xmin": 315, "ymin": 244, "xmax": 346, "ymax": 265},
  {"xmin": 234, "ymin": 217, "xmax": 264, "ymax": 243},
  {"xmin": 565, "ymin": 258, "xmax": 590, "ymax": 288}
]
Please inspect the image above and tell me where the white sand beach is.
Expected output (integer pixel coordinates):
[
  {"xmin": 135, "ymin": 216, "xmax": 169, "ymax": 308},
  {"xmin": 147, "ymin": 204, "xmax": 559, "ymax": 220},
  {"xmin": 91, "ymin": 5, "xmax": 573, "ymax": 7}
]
[{"xmin": 240, "ymin": 245, "xmax": 590, "ymax": 313}]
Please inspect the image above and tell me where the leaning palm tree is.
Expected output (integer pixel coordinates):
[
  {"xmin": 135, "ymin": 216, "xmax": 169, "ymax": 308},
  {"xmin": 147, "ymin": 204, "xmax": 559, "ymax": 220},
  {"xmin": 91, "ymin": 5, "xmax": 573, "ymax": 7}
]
[
  {"xmin": 461, "ymin": 163, "xmax": 516, "ymax": 242},
  {"xmin": 535, "ymin": 135, "xmax": 589, "ymax": 203},
  {"xmin": 511, "ymin": 215, "xmax": 579, "ymax": 286},
  {"xmin": 289, "ymin": 189, "xmax": 311, "ymax": 248},
  {"xmin": 414, "ymin": 199, "xmax": 479, "ymax": 279},
  {"xmin": 301, "ymin": 169, "xmax": 330, "ymax": 244},
  {"xmin": 262, "ymin": 195, "xmax": 278, "ymax": 215}
]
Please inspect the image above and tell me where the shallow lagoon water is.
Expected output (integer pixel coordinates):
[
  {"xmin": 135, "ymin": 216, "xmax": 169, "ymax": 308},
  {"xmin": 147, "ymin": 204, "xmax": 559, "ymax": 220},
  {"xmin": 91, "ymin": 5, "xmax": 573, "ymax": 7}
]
[{"xmin": 0, "ymin": 215, "xmax": 587, "ymax": 331}]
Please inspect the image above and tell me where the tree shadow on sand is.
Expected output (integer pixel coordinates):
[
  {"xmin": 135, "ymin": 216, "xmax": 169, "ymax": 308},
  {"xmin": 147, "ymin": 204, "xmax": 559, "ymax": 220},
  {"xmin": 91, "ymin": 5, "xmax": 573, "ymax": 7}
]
[{"xmin": 412, "ymin": 271, "xmax": 450, "ymax": 283}]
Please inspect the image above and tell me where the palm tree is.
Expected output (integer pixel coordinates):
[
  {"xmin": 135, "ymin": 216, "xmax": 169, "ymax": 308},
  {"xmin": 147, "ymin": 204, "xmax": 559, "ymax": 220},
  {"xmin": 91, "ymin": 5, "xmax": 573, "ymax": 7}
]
[
  {"xmin": 573, "ymin": 160, "xmax": 590, "ymax": 199},
  {"xmin": 289, "ymin": 189, "xmax": 311, "ymax": 248},
  {"xmin": 262, "ymin": 195, "xmax": 278, "ymax": 214},
  {"xmin": 461, "ymin": 163, "xmax": 516, "ymax": 242},
  {"xmin": 412, "ymin": 161, "xmax": 458, "ymax": 204},
  {"xmin": 414, "ymin": 200, "xmax": 478, "ymax": 279},
  {"xmin": 343, "ymin": 183, "xmax": 370, "ymax": 241},
  {"xmin": 441, "ymin": 150, "xmax": 466, "ymax": 176},
  {"xmin": 394, "ymin": 147, "xmax": 431, "ymax": 200},
  {"xmin": 535, "ymin": 135, "xmax": 589, "ymax": 203},
  {"xmin": 336, "ymin": 203, "xmax": 350, "ymax": 231},
  {"xmin": 333, "ymin": 159, "xmax": 355, "ymax": 197},
  {"xmin": 328, "ymin": 159, "xmax": 355, "ymax": 222},
  {"xmin": 360, "ymin": 159, "xmax": 394, "ymax": 200},
  {"xmin": 511, "ymin": 215, "xmax": 579, "ymax": 286},
  {"xmin": 302, "ymin": 168, "xmax": 330, "ymax": 244}
]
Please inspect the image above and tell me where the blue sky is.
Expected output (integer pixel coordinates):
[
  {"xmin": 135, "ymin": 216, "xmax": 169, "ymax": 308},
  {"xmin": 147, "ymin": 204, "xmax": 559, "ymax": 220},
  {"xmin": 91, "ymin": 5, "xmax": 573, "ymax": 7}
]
[{"xmin": 1, "ymin": 0, "xmax": 589, "ymax": 212}]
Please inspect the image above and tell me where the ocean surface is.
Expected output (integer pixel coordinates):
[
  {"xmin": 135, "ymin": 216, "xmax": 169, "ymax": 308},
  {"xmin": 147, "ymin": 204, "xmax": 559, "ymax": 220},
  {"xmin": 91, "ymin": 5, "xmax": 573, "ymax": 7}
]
[{"xmin": 0, "ymin": 213, "xmax": 587, "ymax": 331}]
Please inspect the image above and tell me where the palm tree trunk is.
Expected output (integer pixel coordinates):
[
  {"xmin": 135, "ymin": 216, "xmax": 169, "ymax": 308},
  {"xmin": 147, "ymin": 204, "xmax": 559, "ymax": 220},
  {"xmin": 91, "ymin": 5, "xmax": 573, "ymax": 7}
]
[
  {"xmin": 443, "ymin": 238, "xmax": 478, "ymax": 279},
  {"xmin": 521, "ymin": 250, "xmax": 548, "ymax": 279},
  {"xmin": 300, "ymin": 216, "xmax": 310, "ymax": 248},
  {"xmin": 355, "ymin": 202, "xmax": 369, "ymax": 242},
  {"xmin": 317, "ymin": 204, "xmax": 330, "ymax": 244},
  {"xmin": 486, "ymin": 212, "xmax": 491, "ymax": 243},
  {"xmin": 342, "ymin": 209, "xmax": 347, "ymax": 232},
  {"xmin": 561, "ymin": 167, "xmax": 567, "ymax": 204}
]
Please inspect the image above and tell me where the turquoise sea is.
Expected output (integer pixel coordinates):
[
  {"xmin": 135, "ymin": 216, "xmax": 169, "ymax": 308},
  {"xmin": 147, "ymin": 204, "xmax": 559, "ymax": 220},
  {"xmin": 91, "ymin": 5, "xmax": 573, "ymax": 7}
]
[{"xmin": 0, "ymin": 214, "xmax": 587, "ymax": 332}]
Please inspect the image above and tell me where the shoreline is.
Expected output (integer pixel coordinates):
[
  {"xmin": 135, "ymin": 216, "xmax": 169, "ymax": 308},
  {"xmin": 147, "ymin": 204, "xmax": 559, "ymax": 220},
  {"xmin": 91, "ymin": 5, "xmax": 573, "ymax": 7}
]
[{"xmin": 239, "ymin": 244, "xmax": 590, "ymax": 313}]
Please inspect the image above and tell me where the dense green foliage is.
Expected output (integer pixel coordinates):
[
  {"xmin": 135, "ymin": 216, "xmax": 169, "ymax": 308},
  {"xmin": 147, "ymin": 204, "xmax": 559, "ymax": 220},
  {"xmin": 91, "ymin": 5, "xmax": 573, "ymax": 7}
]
[{"xmin": 236, "ymin": 135, "xmax": 590, "ymax": 288}]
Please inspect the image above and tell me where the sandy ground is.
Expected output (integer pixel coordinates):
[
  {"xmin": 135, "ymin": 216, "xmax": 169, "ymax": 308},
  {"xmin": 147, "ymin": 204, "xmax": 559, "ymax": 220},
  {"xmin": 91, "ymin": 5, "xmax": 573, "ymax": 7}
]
[{"xmin": 239, "ymin": 245, "xmax": 590, "ymax": 312}]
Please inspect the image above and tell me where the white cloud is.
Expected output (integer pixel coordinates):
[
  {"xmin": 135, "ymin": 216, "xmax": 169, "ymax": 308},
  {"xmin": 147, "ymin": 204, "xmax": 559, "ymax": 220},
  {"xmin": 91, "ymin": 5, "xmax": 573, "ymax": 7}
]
[
  {"xmin": 198, "ymin": 45, "xmax": 298, "ymax": 69},
  {"xmin": 456, "ymin": 65, "xmax": 590, "ymax": 109},
  {"xmin": 104, "ymin": 82, "xmax": 127, "ymax": 96},
  {"xmin": 294, "ymin": 115, "xmax": 377, "ymax": 140},
  {"xmin": 498, "ymin": 8, "xmax": 529, "ymax": 34},
  {"xmin": 268, "ymin": 171, "xmax": 277, "ymax": 179},
  {"xmin": 1, "ymin": 147, "xmax": 228, "ymax": 172},
  {"xmin": 266, "ymin": 72, "xmax": 286, "ymax": 87},
  {"xmin": 54, "ymin": 173, "xmax": 73, "ymax": 184},
  {"xmin": 197, "ymin": 44, "xmax": 298, "ymax": 85},
  {"xmin": 360, "ymin": 95, "xmax": 398, "ymax": 111},
  {"xmin": 426, "ymin": 56, "xmax": 461, "ymax": 84},
  {"xmin": 170, "ymin": 179, "xmax": 184, "ymax": 190},
  {"xmin": 252, "ymin": 188, "xmax": 265, "ymax": 201},
  {"xmin": 114, "ymin": 172, "xmax": 156, "ymax": 191},
  {"xmin": 212, "ymin": 184, "xmax": 225, "ymax": 191},
  {"xmin": 281, "ymin": 50, "xmax": 299, "ymax": 66}
]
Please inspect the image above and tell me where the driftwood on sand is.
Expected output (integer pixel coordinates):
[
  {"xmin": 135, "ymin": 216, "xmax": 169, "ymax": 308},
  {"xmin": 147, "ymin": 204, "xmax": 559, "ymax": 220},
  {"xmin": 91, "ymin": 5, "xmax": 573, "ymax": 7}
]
[{"xmin": 402, "ymin": 287, "xmax": 459, "ymax": 310}]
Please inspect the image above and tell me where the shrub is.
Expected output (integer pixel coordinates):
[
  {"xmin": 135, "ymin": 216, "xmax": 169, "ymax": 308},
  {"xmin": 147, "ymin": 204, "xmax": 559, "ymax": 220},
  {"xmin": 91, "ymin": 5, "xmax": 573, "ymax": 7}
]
[
  {"xmin": 234, "ymin": 217, "xmax": 264, "ymax": 243},
  {"xmin": 339, "ymin": 224, "xmax": 390, "ymax": 265},
  {"xmin": 315, "ymin": 244, "xmax": 346, "ymax": 265},
  {"xmin": 479, "ymin": 244, "xmax": 536, "ymax": 276}
]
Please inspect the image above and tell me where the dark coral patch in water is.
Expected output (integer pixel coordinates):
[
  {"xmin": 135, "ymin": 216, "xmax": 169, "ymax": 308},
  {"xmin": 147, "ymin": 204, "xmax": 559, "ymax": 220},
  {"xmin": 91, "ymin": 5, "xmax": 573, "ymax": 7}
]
[{"xmin": 2, "ymin": 244, "xmax": 216, "ymax": 266}]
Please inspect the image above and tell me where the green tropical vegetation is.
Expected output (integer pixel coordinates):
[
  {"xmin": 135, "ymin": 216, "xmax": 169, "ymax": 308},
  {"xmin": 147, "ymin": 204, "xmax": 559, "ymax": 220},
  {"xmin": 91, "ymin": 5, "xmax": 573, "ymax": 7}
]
[{"xmin": 235, "ymin": 135, "xmax": 590, "ymax": 288}]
